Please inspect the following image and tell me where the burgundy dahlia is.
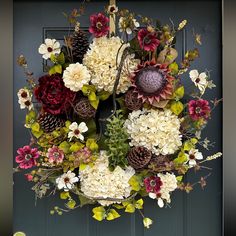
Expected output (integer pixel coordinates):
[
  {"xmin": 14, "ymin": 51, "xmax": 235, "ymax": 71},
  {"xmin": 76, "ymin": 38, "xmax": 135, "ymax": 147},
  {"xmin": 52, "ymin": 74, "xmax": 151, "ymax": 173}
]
[
  {"xmin": 34, "ymin": 74, "xmax": 76, "ymax": 115},
  {"xmin": 131, "ymin": 60, "xmax": 174, "ymax": 105},
  {"xmin": 138, "ymin": 28, "xmax": 160, "ymax": 52},
  {"xmin": 89, "ymin": 13, "xmax": 109, "ymax": 38},
  {"xmin": 188, "ymin": 99, "xmax": 211, "ymax": 120},
  {"xmin": 144, "ymin": 176, "xmax": 163, "ymax": 194},
  {"xmin": 16, "ymin": 145, "xmax": 39, "ymax": 169}
]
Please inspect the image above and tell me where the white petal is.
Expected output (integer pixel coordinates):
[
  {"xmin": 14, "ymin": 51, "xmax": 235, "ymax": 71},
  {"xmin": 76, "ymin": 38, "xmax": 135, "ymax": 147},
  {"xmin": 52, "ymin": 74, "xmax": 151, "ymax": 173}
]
[
  {"xmin": 157, "ymin": 198, "xmax": 164, "ymax": 208},
  {"xmin": 195, "ymin": 152, "xmax": 203, "ymax": 160},
  {"xmin": 53, "ymin": 41, "xmax": 60, "ymax": 49},
  {"xmin": 126, "ymin": 28, "xmax": 132, "ymax": 34},
  {"xmin": 42, "ymin": 53, "xmax": 51, "ymax": 60},
  {"xmin": 78, "ymin": 134, "xmax": 84, "ymax": 141},
  {"xmin": 68, "ymin": 131, "xmax": 74, "ymax": 141},
  {"xmin": 149, "ymin": 192, "xmax": 157, "ymax": 199},
  {"xmin": 53, "ymin": 48, "xmax": 61, "ymax": 55},
  {"xmin": 189, "ymin": 69, "xmax": 199, "ymax": 79},
  {"xmin": 38, "ymin": 44, "xmax": 48, "ymax": 54},
  {"xmin": 69, "ymin": 122, "xmax": 78, "ymax": 131},
  {"xmin": 189, "ymin": 159, "xmax": 197, "ymax": 166},
  {"xmin": 78, "ymin": 122, "xmax": 88, "ymax": 133},
  {"xmin": 134, "ymin": 21, "xmax": 140, "ymax": 27},
  {"xmin": 45, "ymin": 38, "xmax": 53, "ymax": 46},
  {"xmin": 199, "ymin": 72, "xmax": 207, "ymax": 80}
]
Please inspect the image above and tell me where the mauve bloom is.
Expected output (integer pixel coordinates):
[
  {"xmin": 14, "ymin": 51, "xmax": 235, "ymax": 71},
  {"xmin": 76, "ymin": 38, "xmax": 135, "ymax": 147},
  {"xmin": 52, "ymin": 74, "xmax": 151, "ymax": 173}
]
[
  {"xmin": 144, "ymin": 176, "xmax": 163, "ymax": 194},
  {"xmin": 16, "ymin": 146, "xmax": 39, "ymax": 169},
  {"xmin": 89, "ymin": 13, "xmax": 109, "ymax": 38},
  {"xmin": 34, "ymin": 74, "xmax": 76, "ymax": 115},
  {"xmin": 138, "ymin": 28, "xmax": 160, "ymax": 52},
  {"xmin": 47, "ymin": 146, "xmax": 64, "ymax": 164},
  {"xmin": 188, "ymin": 99, "xmax": 211, "ymax": 120}
]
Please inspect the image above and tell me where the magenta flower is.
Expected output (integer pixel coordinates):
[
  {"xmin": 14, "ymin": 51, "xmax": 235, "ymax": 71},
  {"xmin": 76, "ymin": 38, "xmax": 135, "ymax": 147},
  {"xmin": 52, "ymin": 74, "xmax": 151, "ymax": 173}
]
[
  {"xmin": 16, "ymin": 145, "xmax": 39, "ymax": 169},
  {"xmin": 89, "ymin": 13, "xmax": 109, "ymax": 38},
  {"xmin": 47, "ymin": 146, "xmax": 64, "ymax": 164},
  {"xmin": 144, "ymin": 176, "xmax": 163, "ymax": 194},
  {"xmin": 138, "ymin": 28, "xmax": 160, "ymax": 52},
  {"xmin": 188, "ymin": 99, "xmax": 211, "ymax": 121}
]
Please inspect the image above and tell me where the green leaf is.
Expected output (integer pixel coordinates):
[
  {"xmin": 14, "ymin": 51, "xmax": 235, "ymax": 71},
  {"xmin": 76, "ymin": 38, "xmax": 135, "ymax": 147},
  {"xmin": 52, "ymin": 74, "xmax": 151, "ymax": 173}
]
[
  {"xmin": 86, "ymin": 139, "xmax": 98, "ymax": 152},
  {"xmin": 170, "ymin": 101, "xmax": 184, "ymax": 115},
  {"xmin": 174, "ymin": 151, "xmax": 188, "ymax": 164},
  {"xmin": 168, "ymin": 62, "xmax": 179, "ymax": 75},
  {"xmin": 174, "ymin": 86, "xmax": 184, "ymax": 100},
  {"xmin": 57, "ymin": 52, "xmax": 65, "ymax": 64},
  {"xmin": 92, "ymin": 206, "xmax": 106, "ymax": 221},
  {"xmin": 85, "ymin": 119, "xmax": 97, "ymax": 138},
  {"xmin": 176, "ymin": 176, "xmax": 183, "ymax": 182},
  {"xmin": 31, "ymin": 122, "xmax": 40, "ymax": 132},
  {"xmin": 54, "ymin": 64, "xmax": 62, "ymax": 74},
  {"xmin": 59, "ymin": 141, "xmax": 71, "ymax": 154},
  {"xmin": 25, "ymin": 110, "xmax": 36, "ymax": 127},
  {"xmin": 88, "ymin": 91, "xmax": 97, "ymax": 101},
  {"xmin": 106, "ymin": 209, "xmax": 121, "ymax": 220},
  {"xmin": 60, "ymin": 191, "xmax": 70, "ymax": 200},
  {"xmin": 78, "ymin": 195, "xmax": 94, "ymax": 206},
  {"xmin": 97, "ymin": 91, "xmax": 111, "ymax": 101},
  {"xmin": 90, "ymin": 99, "xmax": 99, "ymax": 109},
  {"xmin": 129, "ymin": 175, "xmax": 142, "ymax": 191},
  {"xmin": 81, "ymin": 84, "xmax": 96, "ymax": 96},
  {"xmin": 183, "ymin": 138, "xmax": 198, "ymax": 151},
  {"xmin": 50, "ymin": 54, "xmax": 57, "ymax": 63},
  {"xmin": 69, "ymin": 142, "xmax": 84, "ymax": 152},
  {"xmin": 66, "ymin": 200, "xmax": 76, "ymax": 209},
  {"xmin": 125, "ymin": 204, "xmax": 135, "ymax": 213},
  {"xmin": 79, "ymin": 163, "xmax": 88, "ymax": 171},
  {"xmin": 32, "ymin": 129, "xmax": 43, "ymax": 139},
  {"xmin": 135, "ymin": 199, "xmax": 144, "ymax": 209}
]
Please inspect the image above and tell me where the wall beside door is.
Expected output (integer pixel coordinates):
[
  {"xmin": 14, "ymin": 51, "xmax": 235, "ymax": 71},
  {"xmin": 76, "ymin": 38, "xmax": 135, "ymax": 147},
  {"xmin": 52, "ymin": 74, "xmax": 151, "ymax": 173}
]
[{"xmin": 13, "ymin": 0, "xmax": 222, "ymax": 236}]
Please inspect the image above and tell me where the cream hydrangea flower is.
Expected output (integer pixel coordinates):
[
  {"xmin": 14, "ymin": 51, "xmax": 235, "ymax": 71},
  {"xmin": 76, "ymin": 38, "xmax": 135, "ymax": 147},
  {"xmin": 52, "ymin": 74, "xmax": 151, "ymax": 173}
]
[
  {"xmin": 63, "ymin": 63, "xmax": 91, "ymax": 92},
  {"xmin": 56, "ymin": 170, "xmax": 79, "ymax": 191},
  {"xmin": 83, "ymin": 36, "xmax": 139, "ymax": 94},
  {"xmin": 124, "ymin": 109, "xmax": 182, "ymax": 155},
  {"xmin": 38, "ymin": 38, "xmax": 60, "ymax": 60},
  {"xmin": 157, "ymin": 173, "xmax": 177, "ymax": 208},
  {"xmin": 79, "ymin": 151, "xmax": 135, "ymax": 206}
]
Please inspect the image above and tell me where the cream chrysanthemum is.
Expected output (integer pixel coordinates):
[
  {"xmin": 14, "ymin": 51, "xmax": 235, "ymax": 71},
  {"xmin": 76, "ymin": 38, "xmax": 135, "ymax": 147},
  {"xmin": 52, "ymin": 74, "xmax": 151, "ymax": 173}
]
[
  {"xmin": 79, "ymin": 151, "xmax": 135, "ymax": 206},
  {"xmin": 63, "ymin": 63, "xmax": 91, "ymax": 92},
  {"xmin": 83, "ymin": 36, "xmax": 139, "ymax": 94},
  {"xmin": 124, "ymin": 109, "xmax": 182, "ymax": 155}
]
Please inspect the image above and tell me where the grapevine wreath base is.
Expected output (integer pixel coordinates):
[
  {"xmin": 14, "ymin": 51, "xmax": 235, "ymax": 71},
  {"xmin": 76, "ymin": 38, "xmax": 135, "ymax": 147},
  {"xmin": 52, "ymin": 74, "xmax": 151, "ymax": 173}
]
[{"xmin": 15, "ymin": 3, "xmax": 222, "ymax": 228}]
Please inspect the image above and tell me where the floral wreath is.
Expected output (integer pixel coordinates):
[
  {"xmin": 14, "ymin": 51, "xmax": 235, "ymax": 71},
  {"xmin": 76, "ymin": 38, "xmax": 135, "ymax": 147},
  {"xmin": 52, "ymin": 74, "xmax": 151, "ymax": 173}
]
[{"xmin": 15, "ymin": 3, "xmax": 222, "ymax": 229}]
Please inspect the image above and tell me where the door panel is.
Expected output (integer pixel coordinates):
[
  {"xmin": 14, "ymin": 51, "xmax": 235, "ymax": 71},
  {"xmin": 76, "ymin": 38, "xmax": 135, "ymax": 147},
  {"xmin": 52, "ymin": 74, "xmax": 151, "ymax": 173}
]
[{"xmin": 13, "ymin": 1, "xmax": 222, "ymax": 235}]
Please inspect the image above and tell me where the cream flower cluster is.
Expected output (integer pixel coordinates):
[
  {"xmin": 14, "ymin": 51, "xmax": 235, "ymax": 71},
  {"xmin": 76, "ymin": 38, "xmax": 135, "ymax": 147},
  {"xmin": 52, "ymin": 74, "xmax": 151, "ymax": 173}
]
[
  {"xmin": 124, "ymin": 109, "xmax": 182, "ymax": 155},
  {"xmin": 83, "ymin": 36, "xmax": 139, "ymax": 94},
  {"xmin": 157, "ymin": 173, "xmax": 178, "ymax": 207},
  {"xmin": 79, "ymin": 151, "xmax": 135, "ymax": 206}
]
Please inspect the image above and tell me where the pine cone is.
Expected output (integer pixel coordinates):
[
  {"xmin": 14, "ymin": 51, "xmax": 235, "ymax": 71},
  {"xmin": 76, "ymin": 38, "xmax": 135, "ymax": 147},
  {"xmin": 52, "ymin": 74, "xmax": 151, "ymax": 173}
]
[
  {"xmin": 127, "ymin": 146, "xmax": 152, "ymax": 170},
  {"xmin": 71, "ymin": 30, "xmax": 89, "ymax": 63},
  {"xmin": 74, "ymin": 98, "xmax": 96, "ymax": 119},
  {"xmin": 125, "ymin": 89, "xmax": 142, "ymax": 111},
  {"xmin": 38, "ymin": 112, "xmax": 65, "ymax": 133}
]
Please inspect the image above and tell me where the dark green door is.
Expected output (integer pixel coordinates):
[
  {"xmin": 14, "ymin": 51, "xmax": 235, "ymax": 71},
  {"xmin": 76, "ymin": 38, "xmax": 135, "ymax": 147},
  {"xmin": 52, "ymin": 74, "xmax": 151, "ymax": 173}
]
[{"xmin": 13, "ymin": 0, "xmax": 222, "ymax": 235}]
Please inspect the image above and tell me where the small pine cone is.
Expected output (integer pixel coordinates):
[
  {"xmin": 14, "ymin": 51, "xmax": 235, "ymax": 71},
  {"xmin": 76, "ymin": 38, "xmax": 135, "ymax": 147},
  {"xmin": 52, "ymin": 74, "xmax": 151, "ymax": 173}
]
[
  {"xmin": 127, "ymin": 146, "xmax": 152, "ymax": 170},
  {"xmin": 38, "ymin": 112, "xmax": 65, "ymax": 133},
  {"xmin": 74, "ymin": 98, "xmax": 96, "ymax": 119},
  {"xmin": 148, "ymin": 154, "xmax": 170, "ymax": 169},
  {"xmin": 71, "ymin": 30, "xmax": 89, "ymax": 63},
  {"xmin": 125, "ymin": 89, "xmax": 142, "ymax": 111}
]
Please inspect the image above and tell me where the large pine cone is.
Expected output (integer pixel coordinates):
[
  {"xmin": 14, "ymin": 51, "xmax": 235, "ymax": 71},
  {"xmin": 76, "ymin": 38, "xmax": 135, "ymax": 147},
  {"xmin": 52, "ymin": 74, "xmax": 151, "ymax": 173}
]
[
  {"xmin": 38, "ymin": 112, "xmax": 65, "ymax": 133},
  {"xmin": 74, "ymin": 98, "xmax": 96, "ymax": 119},
  {"xmin": 71, "ymin": 30, "xmax": 89, "ymax": 63},
  {"xmin": 125, "ymin": 89, "xmax": 142, "ymax": 111},
  {"xmin": 127, "ymin": 146, "xmax": 152, "ymax": 170}
]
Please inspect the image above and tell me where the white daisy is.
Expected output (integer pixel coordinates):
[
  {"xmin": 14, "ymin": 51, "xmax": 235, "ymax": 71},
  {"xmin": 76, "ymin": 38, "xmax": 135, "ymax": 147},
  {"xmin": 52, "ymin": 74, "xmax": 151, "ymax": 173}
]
[
  {"xmin": 17, "ymin": 88, "xmax": 33, "ymax": 110},
  {"xmin": 68, "ymin": 122, "xmax": 88, "ymax": 141},
  {"xmin": 38, "ymin": 38, "xmax": 61, "ymax": 60},
  {"xmin": 187, "ymin": 149, "xmax": 203, "ymax": 166},
  {"xmin": 189, "ymin": 69, "xmax": 208, "ymax": 94},
  {"xmin": 56, "ymin": 170, "xmax": 79, "ymax": 191}
]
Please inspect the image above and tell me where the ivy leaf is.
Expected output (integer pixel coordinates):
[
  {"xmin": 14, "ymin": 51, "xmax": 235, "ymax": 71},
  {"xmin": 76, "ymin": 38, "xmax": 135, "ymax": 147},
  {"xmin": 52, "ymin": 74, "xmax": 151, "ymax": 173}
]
[
  {"xmin": 125, "ymin": 204, "xmax": 135, "ymax": 213},
  {"xmin": 129, "ymin": 175, "xmax": 142, "ymax": 191},
  {"xmin": 86, "ymin": 139, "xmax": 98, "ymax": 152},
  {"xmin": 54, "ymin": 64, "xmax": 62, "ymax": 74},
  {"xmin": 57, "ymin": 52, "xmax": 65, "ymax": 64},
  {"xmin": 79, "ymin": 163, "xmax": 88, "ymax": 171},
  {"xmin": 25, "ymin": 110, "xmax": 37, "ymax": 127},
  {"xmin": 97, "ymin": 91, "xmax": 111, "ymax": 101},
  {"xmin": 170, "ymin": 101, "xmax": 184, "ymax": 115},
  {"xmin": 69, "ymin": 142, "xmax": 84, "ymax": 152},
  {"xmin": 168, "ymin": 62, "xmax": 179, "ymax": 75},
  {"xmin": 106, "ymin": 209, "xmax": 121, "ymax": 220},
  {"xmin": 59, "ymin": 141, "xmax": 71, "ymax": 154},
  {"xmin": 92, "ymin": 206, "xmax": 106, "ymax": 221},
  {"xmin": 90, "ymin": 99, "xmax": 99, "ymax": 109},
  {"xmin": 81, "ymin": 84, "xmax": 96, "ymax": 96},
  {"xmin": 183, "ymin": 138, "xmax": 198, "ymax": 151},
  {"xmin": 31, "ymin": 122, "xmax": 40, "ymax": 132},
  {"xmin": 66, "ymin": 199, "xmax": 76, "ymax": 209},
  {"xmin": 135, "ymin": 199, "xmax": 144, "ymax": 209},
  {"xmin": 174, "ymin": 86, "xmax": 184, "ymax": 100},
  {"xmin": 31, "ymin": 129, "xmax": 43, "ymax": 139},
  {"xmin": 174, "ymin": 151, "xmax": 188, "ymax": 164},
  {"xmin": 60, "ymin": 191, "xmax": 70, "ymax": 200},
  {"xmin": 50, "ymin": 54, "xmax": 57, "ymax": 63}
]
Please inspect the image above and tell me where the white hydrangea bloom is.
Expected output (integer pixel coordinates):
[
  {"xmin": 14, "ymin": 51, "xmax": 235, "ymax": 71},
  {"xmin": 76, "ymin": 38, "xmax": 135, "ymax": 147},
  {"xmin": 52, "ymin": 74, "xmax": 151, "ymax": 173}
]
[
  {"xmin": 124, "ymin": 109, "xmax": 182, "ymax": 155},
  {"xmin": 79, "ymin": 151, "xmax": 135, "ymax": 206},
  {"xmin": 63, "ymin": 63, "xmax": 91, "ymax": 92},
  {"xmin": 157, "ymin": 173, "xmax": 177, "ymax": 207},
  {"xmin": 83, "ymin": 36, "xmax": 139, "ymax": 94}
]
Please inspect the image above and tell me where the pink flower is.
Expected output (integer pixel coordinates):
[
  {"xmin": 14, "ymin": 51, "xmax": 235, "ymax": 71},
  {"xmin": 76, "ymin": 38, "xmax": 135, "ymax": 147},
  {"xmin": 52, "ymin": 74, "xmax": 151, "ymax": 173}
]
[
  {"xmin": 25, "ymin": 174, "xmax": 33, "ymax": 181},
  {"xmin": 144, "ymin": 176, "xmax": 163, "ymax": 194},
  {"xmin": 47, "ymin": 146, "xmax": 64, "ymax": 164},
  {"xmin": 16, "ymin": 146, "xmax": 39, "ymax": 169},
  {"xmin": 188, "ymin": 99, "xmax": 211, "ymax": 120},
  {"xmin": 138, "ymin": 28, "xmax": 160, "ymax": 52},
  {"xmin": 89, "ymin": 13, "xmax": 109, "ymax": 38}
]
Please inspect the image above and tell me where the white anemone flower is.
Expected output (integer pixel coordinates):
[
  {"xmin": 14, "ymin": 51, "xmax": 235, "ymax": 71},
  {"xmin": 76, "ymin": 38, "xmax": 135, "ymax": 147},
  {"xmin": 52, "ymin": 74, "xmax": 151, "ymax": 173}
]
[
  {"xmin": 119, "ymin": 17, "xmax": 140, "ymax": 34},
  {"xmin": 17, "ymin": 88, "xmax": 33, "ymax": 110},
  {"xmin": 68, "ymin": 122, "xmax": 88, "ymax": 141},
  {"xmin": 56, "ymin": 170, "xmax": 79, "ymax": 191},
  {"xmin": 38, "ymin": 38, "xmax": 61, "ymax": 60},
  {"xmin": 187, "ymin": 149, "xmax": 203, "ymax": 166},
  {"xmin": 189, "ymin": 69, "xmax": 208, "ymax": 94}
]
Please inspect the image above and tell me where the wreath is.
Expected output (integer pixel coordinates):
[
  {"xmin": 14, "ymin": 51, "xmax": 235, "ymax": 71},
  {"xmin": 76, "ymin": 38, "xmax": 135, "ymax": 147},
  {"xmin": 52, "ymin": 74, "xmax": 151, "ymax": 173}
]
[{"xmin": 15, "ymin": 3, "xmax": 222, "ymax": 228}]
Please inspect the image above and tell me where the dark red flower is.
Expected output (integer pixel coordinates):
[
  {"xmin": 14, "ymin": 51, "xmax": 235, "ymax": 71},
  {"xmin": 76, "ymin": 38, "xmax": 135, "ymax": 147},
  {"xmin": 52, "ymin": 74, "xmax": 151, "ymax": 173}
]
[
  {"xmin": 188, "ymin": 99, "xmax": 211, "ymax": 120},
  {"xmin": 34, "ymin": 74, "xmax": 76, "ymax": 115},
  {"xmin": 144, "ymin": 176, "xmax": 163, "ymax": 194},
  {"xmin": 138, "ymin": 28, "xmax": 160, "ymax": 52},
  {"xmin": 89, "ymin": 13, "xmax": 109, "ymax": 38}
]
